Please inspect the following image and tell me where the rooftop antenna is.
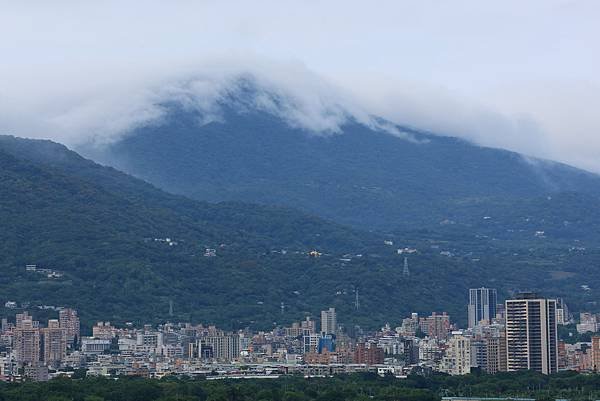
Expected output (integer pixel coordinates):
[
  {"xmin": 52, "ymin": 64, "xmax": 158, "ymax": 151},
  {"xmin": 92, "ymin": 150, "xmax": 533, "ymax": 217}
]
[
  {"xmin": 354, "ymin": 287, "xmax": 360, "ymax": 311},
  {"xmin": 169, "ymin": 300, "xmax": 174, "ymax": 317},
  {"xmin": 403, "ymin": 257, "xmax": 410, "ymax": 277}
]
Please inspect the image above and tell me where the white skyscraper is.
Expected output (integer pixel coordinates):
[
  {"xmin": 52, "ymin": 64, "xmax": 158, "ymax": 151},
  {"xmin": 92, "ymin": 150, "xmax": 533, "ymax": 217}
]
[{"xmin": 321, "ymin": 307, "xmax": 337, "ymax": 335}]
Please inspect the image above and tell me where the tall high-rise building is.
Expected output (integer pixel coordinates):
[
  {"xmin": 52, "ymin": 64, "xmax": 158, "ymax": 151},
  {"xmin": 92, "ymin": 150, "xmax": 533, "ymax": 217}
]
[
  {"xmin": 470, "ymin": 323, "xmax": 508, "ymax": 374},
  {"xmin": 591, "ymin": 336, "xmax": 600, "ymax": 372},
  {"xmin": 43, "ymin": 319, "xmax": 67, "ymax": 366},
  {"xmin": 440, "ymin": 333, "xmax": 472, "ymax": 375},
  {"xmin": 59, "ymin": 309, "xmax": 80, "ymax": 347},
  {"xmin": 303, "ymin": 334, "xmax": 320, "ymax": 354},
  {"xmin": 484, "ymin": 332, "xmax": 507, "ymax": 374},
  {"xmin": 14, "ymin": 317, "xmax": 40, "ymax": 366},
  {"xmin": 420, "ymin": 312, "xmax": 451, "ymax": 340},
  {"xmin": 202, "ymin": 334, "xmax": 240, "ymax": 361},
  {"xmin": 505, "ymin": 293, "xmax": 558, "ymax": 375},
  {"xmin": 556, "ymin": 298, "xmax": 570, "ymax": 325},
  {"xmin": 399, "ymin": 313, "xmax": 420, "ymax": 336},
  {"xmin": 301, "ymin": 317, "xmax": 316, "ymax": 335},
  {"xmin": 468, "ymin": 288, "xmax": 498, "ymax": 328},
  {"xmin": 16, "ymin": 312, "xmax": 38, "ymax": 329},
  {"xmin": 354, "ymin": 342, "xmax": 384, "ymax": 365},
  {"xmin": 321, "ymin": 308, "xmax": 337, "ymax": 335}
]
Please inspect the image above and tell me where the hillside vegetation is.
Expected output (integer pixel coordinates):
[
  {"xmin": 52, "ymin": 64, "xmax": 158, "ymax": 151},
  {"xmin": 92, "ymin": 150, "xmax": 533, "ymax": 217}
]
[{"xmin": 2, "ymin": 135, "xmax": 600, "ymax": 330}]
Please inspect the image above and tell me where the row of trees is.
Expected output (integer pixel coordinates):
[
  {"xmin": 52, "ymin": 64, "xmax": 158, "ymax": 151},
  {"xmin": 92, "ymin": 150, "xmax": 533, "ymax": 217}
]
[{"xmin": 1, "ymin": 371, "xmax": 600, "ymax": 401}]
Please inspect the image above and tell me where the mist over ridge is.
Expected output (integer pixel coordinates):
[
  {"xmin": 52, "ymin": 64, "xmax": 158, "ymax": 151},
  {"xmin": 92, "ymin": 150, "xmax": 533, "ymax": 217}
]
[
  {"xmin": 2, "ymin": 1, "xmax": 600, "ymax": 172},
  {"xmin": 2, "ymin": 59, "xmax": 592, "ymax": 178}
]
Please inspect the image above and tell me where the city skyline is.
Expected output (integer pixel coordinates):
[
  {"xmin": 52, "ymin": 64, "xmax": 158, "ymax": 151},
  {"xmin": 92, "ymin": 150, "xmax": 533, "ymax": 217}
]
[{"xmin": 0, "ymin": 287, "xmax": 588, "ymax": 382}]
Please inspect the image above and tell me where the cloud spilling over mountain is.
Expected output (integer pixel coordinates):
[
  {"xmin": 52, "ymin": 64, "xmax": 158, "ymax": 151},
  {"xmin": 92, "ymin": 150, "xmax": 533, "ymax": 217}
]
[
  {"xmin": 135, "ymin": 64, "xmax": 390, "ymax": 140},
  {"xmin": 0, "ymin": 59, "xmax": 386, "ymax": 146},
  {"xmin": 83, "ymin": 95, "xmax": 600, "ymax": 232},
  {"xmin": 1, "ymin": 1, "xmax": 599, "ymax": 171}
]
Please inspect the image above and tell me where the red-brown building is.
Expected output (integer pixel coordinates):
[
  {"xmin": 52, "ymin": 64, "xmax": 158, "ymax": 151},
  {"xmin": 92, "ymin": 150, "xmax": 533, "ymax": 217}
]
[{"xmin": 354, "ymin": 343, "xmax": 384, "ymax": 365}]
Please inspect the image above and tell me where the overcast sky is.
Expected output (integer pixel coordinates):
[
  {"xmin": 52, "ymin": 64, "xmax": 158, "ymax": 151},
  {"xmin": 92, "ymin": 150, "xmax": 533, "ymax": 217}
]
[{"xmin": 1, "ymin": 1, "xmax": 599, "ymax": 171}]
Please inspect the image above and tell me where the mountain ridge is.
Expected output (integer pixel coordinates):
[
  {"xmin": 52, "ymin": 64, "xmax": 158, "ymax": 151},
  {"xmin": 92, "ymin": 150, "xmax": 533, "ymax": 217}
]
[{"xmin": 80, "ymin": 99, "xmax": 600, "ymax": 232}]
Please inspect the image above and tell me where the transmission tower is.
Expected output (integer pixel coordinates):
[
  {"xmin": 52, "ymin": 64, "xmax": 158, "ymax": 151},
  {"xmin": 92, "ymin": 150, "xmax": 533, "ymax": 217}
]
[{"xmin": 403, "ymin": 257, "xmax": 410, "ymax": 277}]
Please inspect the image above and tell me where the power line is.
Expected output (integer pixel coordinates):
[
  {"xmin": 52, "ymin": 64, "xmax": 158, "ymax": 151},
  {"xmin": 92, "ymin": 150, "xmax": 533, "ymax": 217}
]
[{"xmin": 403, "ymin": 257, "xmax": 410, "ymax": 277}]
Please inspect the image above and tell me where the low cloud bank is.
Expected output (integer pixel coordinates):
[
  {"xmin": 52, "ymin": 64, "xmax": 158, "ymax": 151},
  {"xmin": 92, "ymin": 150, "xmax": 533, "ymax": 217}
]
[
  {"xmin": 2, "ymin": 1, "xmax": 600, "ymax": 172},
  {"xmin": 1, "ymin": 58, "xmax": 599, "ymax": 173},
  {"xmin": 0, "ymin": 59, "xmax": 415, "ymax": 147}
]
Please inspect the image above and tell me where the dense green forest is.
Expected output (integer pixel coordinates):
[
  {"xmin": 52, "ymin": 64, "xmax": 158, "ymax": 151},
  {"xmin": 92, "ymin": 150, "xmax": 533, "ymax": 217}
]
[
  {"xmin": 2, "ymin": 135, "xmax": 600, "ymax": 331},
  {"xmin": 2, "ymin": 371, "xmax": 600, "ymax": 401}
]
